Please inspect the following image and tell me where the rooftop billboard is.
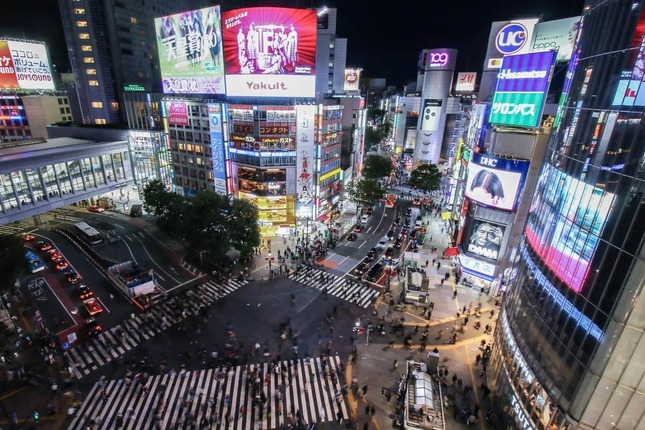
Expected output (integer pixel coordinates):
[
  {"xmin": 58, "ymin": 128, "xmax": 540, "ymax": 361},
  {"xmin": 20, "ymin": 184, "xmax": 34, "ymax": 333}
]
[
  {"xmin": 154, "ymin": 6, "xmax": 226, "ymax": 95},
  {"xmin": 222, "ymin": 7, "xmax": 317, "ymax": 97},
  {"xmin": 531, "ymin": 17, "xmax": 580, "ymax": 62},
  {"xmin": 489, "ymin": 51, "xmax": 557, "ymax": 128},
  {"xmin": 0, "ymin": 39, "xmax": 55, "ymax": 90},
  {"xmin": 483, "ymin": 19, "xmax": 540, "ymax": 70}
]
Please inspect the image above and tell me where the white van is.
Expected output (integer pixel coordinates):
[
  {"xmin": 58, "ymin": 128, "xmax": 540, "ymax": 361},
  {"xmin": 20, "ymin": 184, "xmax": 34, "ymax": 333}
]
[
  {"xmin": 361, "ymin": 214, "xmax": 370, "ymax": 224},
  {"xmin": 377, "ymin": 236, "xmax": 389, "ymax": 249}
]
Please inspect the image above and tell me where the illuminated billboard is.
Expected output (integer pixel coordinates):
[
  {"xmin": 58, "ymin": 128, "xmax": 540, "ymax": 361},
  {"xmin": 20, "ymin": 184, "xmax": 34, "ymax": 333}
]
[
  {"xmin": 222, "ymin": 7, "xmax": 317, "ymax": 97},
  {"xmin": 489, "ymin": 51, "xmax": 557, "ymax": 128},
  {"xmin": 296, "ymin": 105, "xmax": 316, "ymax": 210},
  {"xmin": 525, "ymin": 165, "xmax": 615, "ymax": 293},
  {"xmin": 483, "ymin": 19, "xmax": 540, "ymax": 70},
  {"xmin": 465, "ymin": 219, "xmax": 506, "ymax": 261},
  {"xmin": 464, "ymin": 152, "xmax": 530, "ymax": 211},
  {"xmin": 0, "ymin": 39, "xmax": 54, "ymax": 90},
  {"xmin": 208, "ymin": 104, "xmax": 227, "ymax": 194},
  {"xmin": 166, "ymin": 101, "xmax": 189, "ymax": 126},
  {"xmin": 420, "ymin": 99, "xmax": 442, "ymax": 131},
  {"xmin": 531, "ymin": 17, "xmax": 580, "ymax": 62},
  {"xmin": 155, "ymin": 7, "xmax": 225, "ymax": 94},
  {"xmin": 344, "ymin": 68, "xmax": 361, "ymax": 92},
  {"xmin": 455, "ymin": 72, "xmax": 477, "ymax": 92},
  {"xmin": 611, "ymin": 7, "xmax": 645, "ymax": 107}
]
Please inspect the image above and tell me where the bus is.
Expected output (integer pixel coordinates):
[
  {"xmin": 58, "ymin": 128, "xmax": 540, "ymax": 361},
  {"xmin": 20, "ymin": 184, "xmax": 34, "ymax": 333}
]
[
  {"xmin": 74, "ymin": 221, "xmax": 103, "ymax": 245},
  {"xmin": 25, "ymin": 250, "xmax": 45, "ymax": 273}
]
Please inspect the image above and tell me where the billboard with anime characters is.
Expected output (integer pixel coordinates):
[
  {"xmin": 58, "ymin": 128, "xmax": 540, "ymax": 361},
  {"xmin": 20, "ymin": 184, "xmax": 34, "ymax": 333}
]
[
  {"xmin": 222, "ymin": 7, "xmax": 317, "ymax": 97},
  {"xmin": 154, "ymin": 6, "xmax": 225, "ymax": 94}
]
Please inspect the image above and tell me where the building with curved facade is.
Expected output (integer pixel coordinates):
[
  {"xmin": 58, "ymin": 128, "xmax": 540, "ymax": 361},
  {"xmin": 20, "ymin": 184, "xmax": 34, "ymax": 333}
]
[{"xmin": 490, "ymin": 0, "xmax": 645, "ymax": 429}]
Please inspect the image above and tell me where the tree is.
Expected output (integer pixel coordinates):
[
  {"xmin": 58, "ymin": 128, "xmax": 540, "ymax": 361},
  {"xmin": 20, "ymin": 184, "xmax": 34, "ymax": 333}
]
[
  {"xmin": 362, "ymin": 154, "xmax": 394, "ymax": 180},
  {"xmin": 346, "ymin": 178, "xmax": 385, "ymax": 207},
  {"xmin": 0, "ymin": 235, "xmax": 28, "ymax": 294},
  {"xmin": 408, "ymin": 163, "xmax": 442, "ymax": 192},
  {"xmin": 230, "ymin": 199, "xmax": 261, "ymax": 260},
  {"xmin": 142, "ymin": 179, "xmax": 186, "ymax": 234}
]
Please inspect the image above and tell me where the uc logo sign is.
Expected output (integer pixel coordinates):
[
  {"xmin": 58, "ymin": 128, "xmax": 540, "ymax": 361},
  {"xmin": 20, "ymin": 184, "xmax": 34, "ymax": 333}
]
[{"xmin": 496, "ymin": 23, "xmax": 528, "ymax": 55}]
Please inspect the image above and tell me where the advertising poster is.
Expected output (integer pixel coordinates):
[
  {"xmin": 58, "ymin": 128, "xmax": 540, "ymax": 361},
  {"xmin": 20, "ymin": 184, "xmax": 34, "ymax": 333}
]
[
  {"xmin": 455, "ymin": 72, "xmax": 477, "ymax": 92},
  {"xmin": 489, "ymin": 51, "xmax": 557, "ymax": 128},
  {"xmin": 420, "ymin": 99, "xmax": 442, "ymax": 132},
  {"xmin": 611, "ymin": 7, "xmax": 645, "ymax": 107},
  {"xmin": 0, "ymin": 39, "xmax": 55, "ymax": 90},
  {"xmin": 296, "ymin": 105, "xmax": 316, "ymax": 212},
  {"xmin": 483, "ymin": 19, "xmax": 540, "ymax": 70},
  {"xmin": 531, "ymin": 17, "xmax": 581, "ymax": 62},
  {"xmin": 525, "ymin": 164, "xmax": 615, "ymax": 293},
  {"xmin": 154, "ymin": 6, "xmax": 226, "ymax": 94},
  {"xmin": 344, "ymin": 68, "xmax": 361, "ymax": 92},
  {"xmin": 459, "ymin": 254, "xmax": 497, "ymax": 279},
  {"xmin": 466, "ymin": 103, "xmax": 489, "ymax": 146},
  {"xmin": 208, "ymin": 104, "xmax": 227, "ymax": 194},
  {"xmin": 222, "ymin": 7, "xmax": 317, "ymax": 97},
  {"xmin": 464, "ymin": 153, "xmax": 529, "ymax": 211},
  {"xmin": 466, "ymin": 220, "xmax": 506, "ymax": 261},
  {"xmin": 166, "ymin": 101, "xmax": 189, "ymax": 126}
]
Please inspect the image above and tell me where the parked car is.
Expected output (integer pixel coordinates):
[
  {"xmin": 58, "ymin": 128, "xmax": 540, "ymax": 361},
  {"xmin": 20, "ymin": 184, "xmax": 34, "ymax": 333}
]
[
  {"xmin": 393, "ymin": 238, "xmax": 402, "ymax": 249},
  {"xmin": 88, "ymin": 205, "xmax": 105, "ymax": 213},
  {"xmin": 347, "ymin": 232, "xmax": 358, "ymax": 241},
  {"xmin": 354, "ymin": 224, "xmax": 364, "ymax": 233},
  {"xmin": 365, "ymin": 207, "xmax": 374, "ymax": 215},
  {"xmin": 360, "ymin": 214, "xmax": 370, "ymax": 224}
]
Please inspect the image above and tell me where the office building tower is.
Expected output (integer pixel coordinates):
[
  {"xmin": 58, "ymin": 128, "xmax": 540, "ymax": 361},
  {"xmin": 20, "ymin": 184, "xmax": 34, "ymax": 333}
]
[{"xmin": 490, "ymin": 1, "xmax": 645, "ymax": 429}]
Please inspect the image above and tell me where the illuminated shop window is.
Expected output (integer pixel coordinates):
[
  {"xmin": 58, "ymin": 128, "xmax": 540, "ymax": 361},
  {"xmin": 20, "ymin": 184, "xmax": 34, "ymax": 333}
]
[
  {"xmin": 95, "ymin": 118, "xmax": 106, "ymax": 124},
  {"xmin": 76, "ymin": 21, "xmax": 88, "ymax": 27},
  {"xmin": 86, "ymin": 69, "xmax": 96, "ymax": 75},
  {"xmin": 79, "ymin": 33, "xmax": 90, "ymax": 40},
  {"xmin": 111, "ymin": 102, "xmax": 119, "ymax": 111},
  {"xmin": 83, "ymin": 57, "xmax": 94, "ymax": 64},
  {"xmin": 91, "ymin": 102, "xmax": 103, "ymax": 108},
  {"xmin": 88, "ymin": 80, "xmax": 99, "ymax": 86}
]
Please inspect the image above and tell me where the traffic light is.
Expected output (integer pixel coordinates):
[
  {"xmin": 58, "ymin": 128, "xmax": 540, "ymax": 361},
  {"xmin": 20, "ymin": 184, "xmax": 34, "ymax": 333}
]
[{"xmin": 33, "ymin": 411, "xmax": 39, "ymax": 422}]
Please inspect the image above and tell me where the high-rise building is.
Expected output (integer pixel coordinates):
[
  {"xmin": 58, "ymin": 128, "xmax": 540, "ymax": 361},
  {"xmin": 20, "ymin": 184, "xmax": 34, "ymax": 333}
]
[
  {"xmin": 490, "ymin": 1, "xmax": 645, "ymax": 429},
  {"xmin": 57, "ymin": 0, "xmax": 211, "ymax": 125}
]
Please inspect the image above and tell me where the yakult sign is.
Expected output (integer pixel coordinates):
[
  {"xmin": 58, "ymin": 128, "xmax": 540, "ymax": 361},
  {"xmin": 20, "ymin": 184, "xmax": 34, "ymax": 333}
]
[{"xmin": 489, "ymin": 51, "xmax": 556, "ymax": 128}]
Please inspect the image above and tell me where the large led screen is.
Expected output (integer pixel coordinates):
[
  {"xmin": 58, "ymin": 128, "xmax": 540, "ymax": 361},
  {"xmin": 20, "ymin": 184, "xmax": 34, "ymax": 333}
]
[
  {"xmin": 465, "ymin": 219, "xmax": 506, "ymax": 261},
  {"xmin": 222, "ymin": 7, "xmax": 317, "ymax": 97},
  {"xmin": 154, "ymin": 6, "xmax": 226, "ymax": 94},
  {"xmin": 611, "ymin": 6, "xmax": 645, "ymax": 107},
  {"xmin": 524, "ymin": 165, "xmax": 615, "ymax": 293},
  {"xmin": 464, "ymin": 152, "xmax": 529, "ymax": 211},
  {"xmin": 489, "ymin": 51, "xmax": 557, "ymax": 128},
  {"xmin": 0, "ymin": 39, "xmax": 55, "ymax": 90}
]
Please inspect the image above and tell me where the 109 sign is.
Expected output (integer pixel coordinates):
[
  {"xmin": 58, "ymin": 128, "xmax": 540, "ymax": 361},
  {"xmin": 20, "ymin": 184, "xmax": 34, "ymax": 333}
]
[{"xmin": 429, "ymin": 52, "xmax": 449, "ymax": 67}]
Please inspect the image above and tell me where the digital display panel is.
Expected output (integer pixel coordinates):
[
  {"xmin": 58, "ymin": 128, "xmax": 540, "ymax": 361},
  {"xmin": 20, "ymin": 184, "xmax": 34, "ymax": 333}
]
[
  {"xmin": 611, "ymin": 7, "xmax": 645, "ymax": 107},
  {"xmin": 0, "ymin": 39, "xmax": 55, "ymax": 90},
  {"xmin": 166, "ymin": 101, "xmax": 189, "ymax": 126},
  {"xmin": 222, "ymin": 7, "xmax": 317, "ymax": 97},
  {"xmin": 465, "ymin": 219, "xmax": 506, "ymax": 261},
  {"xmin": 296, "ymin": 105, "xmax": 316, "ymax": 208},
  {"xmin": 208, "ymin": 104, "xmax": 226, "ymax": 194},
  {"xmin": 154, "ymin": 6, "xmax": 226, "ymax": 94},
  {"xmin": 489, "ymin": 51, "xmax": 557, "ymax": 128},
  {"xmin": 464, "ymin": 152, "xmax": 530, "ymax": 211},
  {"xmin": 524, "ymin": 164, "xmax": 615, "ymax": 293},
  {"xmin": 530, "ymin": 17, "xmax": 581, "ymax": 62}
]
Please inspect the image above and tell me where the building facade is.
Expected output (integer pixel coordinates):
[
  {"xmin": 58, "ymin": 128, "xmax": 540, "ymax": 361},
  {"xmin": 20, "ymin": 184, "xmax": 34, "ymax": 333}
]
[
  {"xmin": 490, "ymin": 1, "xmax": 645, "ymax": 429},
  {"xmin": 0, "ymin": 94, "xmax": 72, "ymax": 142}
]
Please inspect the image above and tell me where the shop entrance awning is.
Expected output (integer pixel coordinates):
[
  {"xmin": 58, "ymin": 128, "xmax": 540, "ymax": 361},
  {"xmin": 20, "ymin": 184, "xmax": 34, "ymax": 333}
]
[{"xmin": 445, "ymin": 247, "xmax": 459, "ymax": 256}]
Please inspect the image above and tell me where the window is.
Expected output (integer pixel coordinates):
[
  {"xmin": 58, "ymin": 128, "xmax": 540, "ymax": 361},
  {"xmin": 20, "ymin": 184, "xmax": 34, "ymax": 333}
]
[
  {"xmin": 58, "ymin": 98, "xmax": 64, "ymax": 105},
  {"xmin": 60, "ymin": 108, "xmax": 65, "ymax": 114},
  {"xmin": 88, "ymin": 80, "xmax": 99, "ymax": 86},
  {"xmin": 83, "ymin": 57, "xmax": 94, "ymax": 64},
  {"xmin": 76, "ymin": 21, "xmax": 88, "ymax": 27},
  {"xmin": 91, "ymin": 102, "xmax": 102, "ymax": 108},
  {"xmin": 95, "ymin": 118, "xmax": 106, "ymax": 124},
  {"xmin": 81, "ymin": 45, "xmax": 92, "ymax": 52},
  {"xmin": 74, "ymin": 8, "xmax": 85, "ymax": 14},
  {"xmin": 79, "ymin": 33, "xmax": 90, "ymax": 40},
  {"xmin": 130, "ymin": 17, "xmax": 138, "ymax": 24},
  {"xmin": 86, "ymin": 69, "xmax": 96, "ymax": 75},
  {"xmin": 111, "ymin": 102, "xmax": 119, "ymax": 111},
  {"xmin": 66, "ymin": 108, "xmax": 71, "ymax": 114}
]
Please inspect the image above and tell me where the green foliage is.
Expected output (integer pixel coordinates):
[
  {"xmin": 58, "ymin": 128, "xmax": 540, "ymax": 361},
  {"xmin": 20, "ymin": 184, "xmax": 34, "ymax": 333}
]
[
  {"xmin": 0, "ymin": 234, "xmax": 28, "ymax": 293},
  {"xmin": 142, "ymin": 182, "xmax": 261, "ymax": 271},
  {"xmin": 408, "ymin": 163, "xmax": 442, "ymax": 192},
  {"xmin": 362, "ymin": 154, "xmax": 394, "ymax": 180},
  {"xmin": 346, "ymin": 178, "xmax": 385, "ymax": 207}
]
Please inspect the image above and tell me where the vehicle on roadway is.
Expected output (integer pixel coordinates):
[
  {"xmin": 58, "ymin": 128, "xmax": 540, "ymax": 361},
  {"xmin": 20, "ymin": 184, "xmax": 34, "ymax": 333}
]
[
  {"xmin": 22, "ymin": 233, "xmax": 35, "ymax": 241},
  {"xmin": 87, "ymin": 205, "xmax": 105, "ymax": 213},
  {"xmin": 55, "ymin": 261, "xmax": 70, "ymax": 271},
  {"xmin": 354, "ymin": 224, "xmax": 364, "ymax": 233},
  {"xmin": 360, "ymin": 214, "xmax": 370, "ymax": 224},
  {"xmin": 83, "ymin": 298, "xmax": 103, "ymax": 316},
  {"xmin": 376, "ymin": 236, "xmax": 389, "ymax": 249},
  {"xmin": 393, "ymin": 238, "xmax": 402, "ymax": 249},
  {"xmin": 38, "ymin": 241, "xmax": 53, "ymax": 252},
  {"xmin": 364, "ymin": 206, "xmax": 374, "ymax": 215},
  {"xmin": 85, "ymin": 317, "xmax": 102, "ymax": 337},
  {"xmin": 66, "ymin": 271, "xmax": 82, "ymax": 285},
  {"xmin": 78, "ymin": 285, "xmax": 93, "ymax": 300},
  {"xmin": 412, "ymin": 197, "xmax": 421, "ymax": 206},
  {"xmin": 25, "ymin": 250, "xmax": 45, "ymax": 273},
  {"xmin": 347, "ymin": 232, "xmax": 358, "ymax": 241},
  {"xmin": 405, "ymin": 207, "xmax": 413, "ymax": 216},
  {"xmin": 74, "ymin": 221, "xmax": 104, "ymax": 245}
]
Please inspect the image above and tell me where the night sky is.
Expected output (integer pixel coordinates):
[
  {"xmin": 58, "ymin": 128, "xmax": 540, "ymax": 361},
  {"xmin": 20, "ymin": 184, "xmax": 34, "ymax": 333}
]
[{"xmin": 0, "ymin": 0, "xmax": 585, "ymax": 87}]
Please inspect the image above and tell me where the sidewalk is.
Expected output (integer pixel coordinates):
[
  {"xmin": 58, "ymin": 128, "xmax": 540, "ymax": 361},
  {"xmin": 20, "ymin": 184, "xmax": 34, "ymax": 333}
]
[{"xmin": 345, "ymin": 189, "xmax": 499, "ymax": 430}]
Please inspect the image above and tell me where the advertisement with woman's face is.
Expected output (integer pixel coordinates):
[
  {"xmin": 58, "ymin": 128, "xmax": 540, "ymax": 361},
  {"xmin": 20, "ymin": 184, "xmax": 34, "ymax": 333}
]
[{"xmin": 464, "ymin": 153, "xmax": 529, "ymax": 211}]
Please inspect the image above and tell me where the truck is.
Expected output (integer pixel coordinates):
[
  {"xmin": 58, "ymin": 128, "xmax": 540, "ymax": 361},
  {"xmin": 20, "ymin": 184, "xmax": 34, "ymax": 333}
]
[{"xmin": 107, "ymin": 261, "xmax": 155, "ymax": 298}]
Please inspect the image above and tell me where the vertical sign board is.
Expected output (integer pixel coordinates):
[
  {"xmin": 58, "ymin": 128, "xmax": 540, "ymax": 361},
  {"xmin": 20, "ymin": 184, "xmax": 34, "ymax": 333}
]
[
  {"xmin": 489, "ymin": 51, "xmax": 557, "ymax": 128},
  {"xmin": 296, "ymin": 105, "xmax": 316, "ymax": 216},
  {"xmin": 209, "ymin": 104, "xmax": 227, "ymax": 194},
  {"xmin": 455, "ymin": 72, "xmax": 477, "ymax": 92},
  {"xmin": 420, "ymin": 99, "xmax": 442, "ymax": 131}
]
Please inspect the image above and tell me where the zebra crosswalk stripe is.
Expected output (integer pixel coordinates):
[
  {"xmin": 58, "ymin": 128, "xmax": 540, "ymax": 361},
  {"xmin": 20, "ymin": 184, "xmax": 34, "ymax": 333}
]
[
  {"xmin": 288, "ymin": 267, "xmax": 379, "ymax": 308},
  {"xmin": 68, "ymin": 357, "xmax": 348, "ymax": 430},
  {"xmin": 63, "ymin": 275, "xmax": 249, "ymax": 380}
]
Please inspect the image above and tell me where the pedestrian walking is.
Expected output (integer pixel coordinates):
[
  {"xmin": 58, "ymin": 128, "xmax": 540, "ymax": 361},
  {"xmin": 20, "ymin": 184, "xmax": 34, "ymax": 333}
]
[
  {"xmin": 452, "ymin": 290, "xmax": 458, "ymax": 300},
  {"xmin": 362, "ymin": 385, "xmax": 368, "ymax": 396},
  {"xmin": 392, "ymin": 359, "xmax": 398, "ymax": 370}
]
